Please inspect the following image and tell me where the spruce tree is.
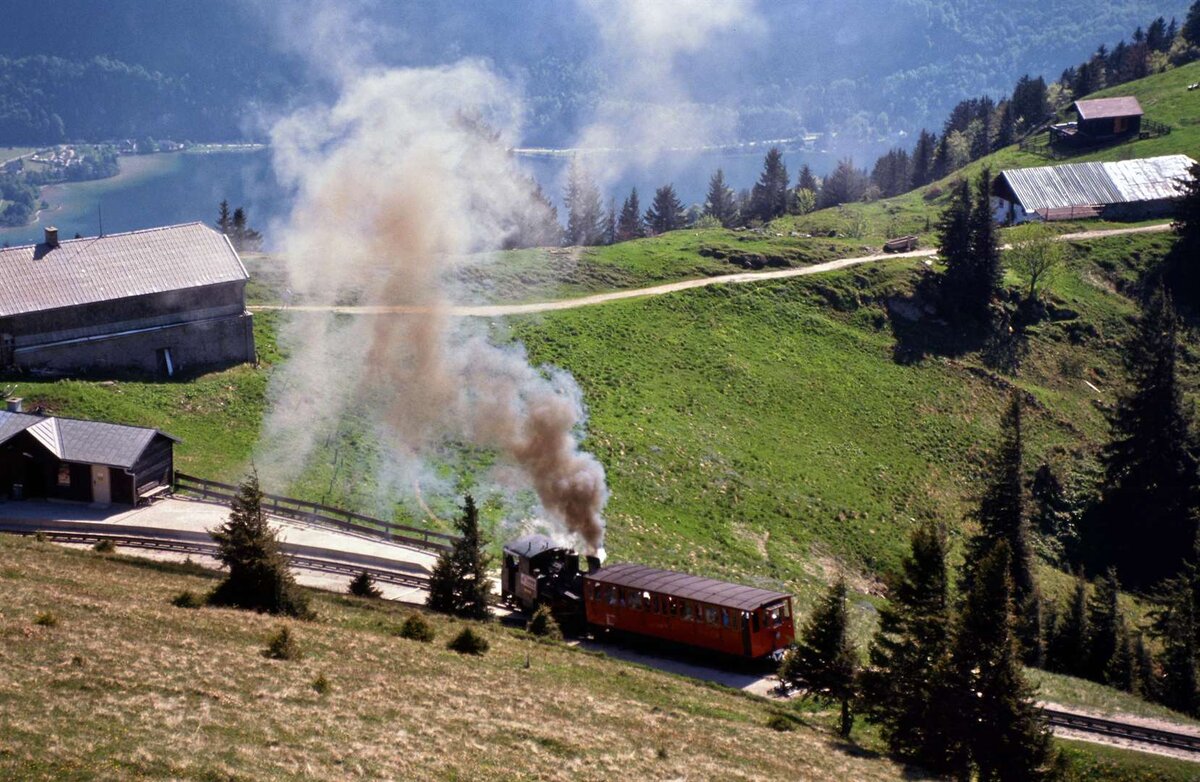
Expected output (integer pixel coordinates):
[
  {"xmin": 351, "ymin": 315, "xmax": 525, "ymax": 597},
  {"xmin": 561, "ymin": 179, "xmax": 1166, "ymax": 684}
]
[
  {"xmin": 1164, "ymin": 161, "xmax": 1200, "ymax": 307},
  {"xmin": 564, "ymin": 160, "xmax": 605, "ymax": 246},
  {"xmin": 1152, "ymin": 569, "xmax": 1200, "ymax": 714},
  {"xmin": 967, "ymin": 167, "xmax": 1003, "ymax": 315},
  {"xmin": 817, "ymin": 158, "xmax": 868, "ymax": 209},
  {"xmin": 616, "ymin": 188, "xmax": 645, "ymax": 241},
  {"xmin": 349, "ymin": 570, "xmax": 382, "ymax": 599},
  {"xmin": 1186, "ymin": 2, "xmax": 1200, "ymax": 47},
  {"xmin": 644, "ymin": 184, "xmax": 685, "ymax": 235},
  {"xmin": 747, "ymin": 147, "xmax": 790, "ymax": 223},
  {"xmin": 703, "ymin": 169, "xmax": 738, "ymax": 228},
  {"xmin": 936, "ymin": 178, "xmax": 973, "ymax": 320},
  {"xmin": 208, "ymin": 473, "xmax": 310, "ymax": 618},
  {"xmin": 779, "ymin": 577, "xmax": 857, "ymax": 737},
  {"xmin": 947, "ymin": 542, "xmax": 1056, "ymax": 781},
  {"xmin": 1089, "ymin": 285, "xmax": 1200, "ymax": 588},
  {"xmin": 796, "ymin": 164, "xmax": 819, "ymax": 195},
  {"xmin": 860, "ymin": 523, "xmax": 954, "ymax": 765},
  {"xmin": 910, "ymin": 130, "xmax": 937, "ymax": 188},
  {"xmin": 1049, "ymin": 572, "xmax": 1090, "ymax": 677},
  {"xmin": 966, "ymin": 393, "xmax": 1040, "ymax": 659},
  {"xmin": 1086, "ymin": 568, "xmax": 1128, "ymax": 687},
  {"xmin": 216, "ymin": 199, "xmax": 232, "ymax": 235},
  {"xmin": 426, "ymin": 495, "xmax": 492, "ymax": 620}
]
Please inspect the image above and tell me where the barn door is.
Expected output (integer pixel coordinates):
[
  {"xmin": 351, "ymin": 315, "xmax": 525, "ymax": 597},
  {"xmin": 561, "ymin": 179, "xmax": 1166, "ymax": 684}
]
[{"xmin": 90, "ymin": 465, "xmax": 111, "ymax": 505}]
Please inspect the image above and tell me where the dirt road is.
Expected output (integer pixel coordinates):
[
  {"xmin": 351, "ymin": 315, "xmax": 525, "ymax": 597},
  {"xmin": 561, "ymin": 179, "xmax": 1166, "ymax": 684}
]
[{"xmin": 251, "ymin": 223, "xmax": 1173, "ymax": 318}]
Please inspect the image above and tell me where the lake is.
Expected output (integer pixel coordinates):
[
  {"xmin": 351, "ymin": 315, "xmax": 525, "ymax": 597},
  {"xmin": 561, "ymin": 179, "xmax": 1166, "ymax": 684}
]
[{"xmin": 0, "ymin": 145, "xmax": 838, "ymax": 250}]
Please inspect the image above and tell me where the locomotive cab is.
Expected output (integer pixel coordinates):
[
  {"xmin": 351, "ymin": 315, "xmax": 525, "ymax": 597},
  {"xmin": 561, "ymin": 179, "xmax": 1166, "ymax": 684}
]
[{"xmin": 501, "ymin": 535, "xmax": 594, "ymax": 618}]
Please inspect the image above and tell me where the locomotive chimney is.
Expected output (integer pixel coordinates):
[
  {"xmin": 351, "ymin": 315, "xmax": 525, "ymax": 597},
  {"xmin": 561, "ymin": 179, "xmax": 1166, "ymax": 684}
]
[
  {"xmin": 44, "ymin": 226, "xmax": 59, "ymax": 248},
  {"xmin": 585, "ymin": 555, "xmax": 601, "ymax": 572}
]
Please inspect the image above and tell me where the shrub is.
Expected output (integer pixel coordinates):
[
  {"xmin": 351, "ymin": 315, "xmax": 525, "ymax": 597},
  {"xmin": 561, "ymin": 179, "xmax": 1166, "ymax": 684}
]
[
  {"xmin": 398, "ymin": 613, "xmax": 435, "ymax": 643},
  {"xmin": 311, "ymin": 673, "xmax": 331, "ymax": 695},
  {"xmin": 766, "ymin": 713, "xmax": 796, "ymax": 732},
  {"xmin": 263, "ymin": 626, "xmax": 301, "ymax": 660},
  {"xmin": 348, "ymin": 570, "xmax": 382, "ymax": 599},
  {"xmin": 33, "ymin": 611, "xmax": 58, "ymax": 627},
  {"xmin": 92, "ymin": 539, "xmax": 116, "ymax": 554},
  {"xmin": 526, "ymin": 605, "xmax": 563, "ymax": 640},
  {"xmin": 172, "ymin": 590, "xmax": 204, "ymax": 609},
  {"xmin": 33, "ymin": 531, "xmax": 47, "ymax": 543},
  {"xmin": 447, "ymin": 627, "xmax": 489, "ymax": 656}
]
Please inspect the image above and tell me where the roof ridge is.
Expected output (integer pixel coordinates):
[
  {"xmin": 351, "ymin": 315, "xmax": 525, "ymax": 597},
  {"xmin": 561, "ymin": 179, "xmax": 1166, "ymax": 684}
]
[{"xmin": 0, "ymin": 221, "xmax": 211, "ymax": 253}]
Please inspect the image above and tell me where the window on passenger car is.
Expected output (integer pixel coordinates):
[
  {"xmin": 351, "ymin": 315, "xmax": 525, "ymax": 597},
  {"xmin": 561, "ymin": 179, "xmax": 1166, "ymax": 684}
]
[
  {"xmin": 682, "ymin": 602, "xmax": 694, "ymax": 621},
  {"xmin": 705, "ymin": 606, "xmax": 719, "ymax": 624},
  {"xmin": 721, "ymin": 609, "xmax": 731, "ymax": 628}
]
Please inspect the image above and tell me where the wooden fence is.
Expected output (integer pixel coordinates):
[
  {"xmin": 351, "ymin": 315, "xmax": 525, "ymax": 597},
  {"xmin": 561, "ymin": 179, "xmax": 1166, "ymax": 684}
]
[{"xmin": 173, "ymin": 472, "xmax": 458, "ymax": 553}]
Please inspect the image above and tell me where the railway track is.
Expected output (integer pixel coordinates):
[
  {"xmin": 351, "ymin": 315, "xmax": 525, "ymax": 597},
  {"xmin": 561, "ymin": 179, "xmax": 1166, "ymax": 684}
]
[
  {"xmin": 3, "ymin": 527, "xmax": 432, "ymax": 590},
  {"xmin": 1043, "ymin": 708, "xmax": 1200, "ymax": 755}
]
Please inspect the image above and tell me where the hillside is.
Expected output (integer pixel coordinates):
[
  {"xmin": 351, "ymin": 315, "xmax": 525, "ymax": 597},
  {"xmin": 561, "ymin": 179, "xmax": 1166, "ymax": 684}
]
[{"xmin": 0, "ymin": 535, "xmax": 913, "ymax": 782}]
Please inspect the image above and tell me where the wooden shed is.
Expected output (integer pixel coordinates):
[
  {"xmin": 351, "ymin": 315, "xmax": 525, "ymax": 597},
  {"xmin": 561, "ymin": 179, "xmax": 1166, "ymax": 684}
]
[
  {"xmin": 0, "ymin": 405, "xmax": 177, "ymax": 506},
  {"xmin": 1050, "ymin": 97, "xmax": 1144, "ymax": 149}
]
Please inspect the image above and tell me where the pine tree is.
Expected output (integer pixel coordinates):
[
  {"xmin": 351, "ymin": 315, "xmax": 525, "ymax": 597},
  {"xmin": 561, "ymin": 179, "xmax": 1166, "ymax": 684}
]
[
  {"xmin": 603, "ymin": 198, "xmax": 616, "ymax": 245},
  {"xmin": 503, "ymin": 178, "xmax": 562, "ymax": 249},
  {"xmin": 817, "ymin": 158, "xmax": 868, "ymax": 209},
  {"xmin": 966, "ymin": 393, "xmax": 1040, "ymax": 659},
  {"xmin": 947, "ymin": 542, "xmax": 1056, "ymax": 781},
  {"xmin": 426, "ymin": 495, "xmax": 492, "ymax": 620},
  {"xmin": 1134, "ymin": 631, "xmax": 1158, "ymax": 699},
  {"xmin": 860, "ymin": 523, "xmax": 954, "ymax": 765},
  {"xmin": 747, "ymin": 147, "xmax": 790, "ymax": 223},
  {"xmin": 1152, "ymin": 569, "xmax": 1200, "ymax": 714},
  {"xmin": 229, "ymin": 207, "xmax": 262, "ymax": 252},
  {"xmin": 644, "ymin": 184, "xmax": 685, "ymax": 235},
  {"xmin": 796, "ymin": 164, "xmax": 819, "ymax": 194},
  {"xmin": 1049, "ymin": 572, "xmax": 1090, "ymax": 677},
  {"xmin": 564, "ymin": 160, "xmax": 605, "ymax": 246},
  {"xmin": 1164, "ymin": 161, "xmax": 1200, "ymax": 307},
  {"xmin": 936, "ymin": 178, "xmax": 974, "ymax": 320},
  {"xmin": 910, "ymin": 130, "xmax": 937, "ymax": 188},
  {"xmin": 216, "ymin": 199, "xmax": 232, "ymax": 235},
  {"xmin": 1088, "ymin": 285, "xmax": 1200, "ymax": 588},
  {"xmin": 1086, "ymin": 568, "xmax": 1128, "ymax": 687},
  {"xmin": 1186, "ymin": 2, "xmax": 1200, "ymax": 47},
  {"xmin": 349, "ymin": 570, "xmax": 382, "ymax": 599},
  {"xmin": 779, "ymin": 577, "xmax": 857, "ymax": 737},
  {"xmin": 703, "ymin": 169, "xmax": 738, "ymax": 227},
  {"xmin": 208, "ymin": 473, "xmax": 310, "ymax": 618},
  {"xmin": 968, "ymin": 167, "xmax": 1003, "ymax": 315},
  {"xmin": 616, "ymin": 188, "xmax": 645, "ymax": 241}
]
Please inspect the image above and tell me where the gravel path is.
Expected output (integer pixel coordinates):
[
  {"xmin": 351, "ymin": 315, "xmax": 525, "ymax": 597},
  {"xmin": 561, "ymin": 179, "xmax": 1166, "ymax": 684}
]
[{"xmin": 250, "ymin": 223, "xmax": 1174, "ymax": 318}]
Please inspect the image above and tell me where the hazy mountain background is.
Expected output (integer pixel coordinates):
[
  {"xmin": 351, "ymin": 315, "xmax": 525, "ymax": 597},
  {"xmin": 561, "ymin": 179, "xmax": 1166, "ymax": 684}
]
[{"xmin": 0, "ymin": 0, "xmax": 1189, "ymax": 161}]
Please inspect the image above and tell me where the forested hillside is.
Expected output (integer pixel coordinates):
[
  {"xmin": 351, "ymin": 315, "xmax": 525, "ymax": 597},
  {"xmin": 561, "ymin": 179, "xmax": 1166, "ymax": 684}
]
[{"xmin": 0, "ymin": 0, "xmax": 1187, "ymax": 148}]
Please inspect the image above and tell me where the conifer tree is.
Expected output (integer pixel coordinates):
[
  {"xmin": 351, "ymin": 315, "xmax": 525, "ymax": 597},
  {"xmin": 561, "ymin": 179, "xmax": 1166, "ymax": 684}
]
[
  {"xmin": 936, "ymin": 178, "xmax": 973, "ymax": 319},
  {"xmin": 860, "ymin": 523, "xmax": 954, "ymax": 765},
  {"xmin": 603, "ymin": 198, "xmax": 616, "ymax": 245},
  {"xmin": 703, "ymin": 169, "xmax": 738, "ymax": 227},
  {"xmin": 817, "ymin": 158, "xmax": 868, "ymax": 209},
  {"xmin": 1133, "ymin": 631, "xmax": 1158, "ymax": 699},
  {"xmin": 1186, "ymin": 2, "xmax": 1200, "ymax": 47},
  {"xmin": 1152, "ymin": 569, "xmax": 1200, "ymax": 714},
  {"xmin": 348, "ymin": 570, "xmax": 382, "ymax": 599},
  {"xmin": 966, "ymin": 393, "xmax": 1040, "ymax": 659},
  {"xmin": 644, "ymin": 184, "xmax": 685, "ymax": 235},
  {"xmin": 216, "ymin": 199, "xmax": 232, "ymax": 235},
  {"xmin": 616, "ymin": 188, "xmax": 645, "ymax": 241},
  {"xmin": 427, "ymin": 495, "xmax": 492, "ymax": 620},
  {"xmin": 968, "ymin": 167, "xmax": 1003, "ymax": 312},
  {"xmin": 503, "ymin": 178, "xmax": 563, "ymax": 249},
  {"xmin": 208, "ymin": 473, "xmax": 310, "ymax": 618},
  {"xmin": 910, "ymin": 130, "xmax": 937, "ymax": 188},
  {"xmin": 796, "ymin": 164, "xmax": 819, "ymax": 195},
  {"xmin": 947, "ymin": 543, "xmax": 1056, "ymax": 780},
  {"xmin": 1087, "ymin": 567, "xmax": 1129, "ymax": 687},
  {"xmin": 1089, "ymin": 285, "xmax": 1200, "ymax": 588},
  {"xmin": 1049, "ymin": 572, "xmax": 1090, "ymax": 677},
  {"xmin": 564, "ymin": 160, "xmax": 605, "ymax": 246},
  {"xmin": 779, "ymin": 577, "xmax": 857, "ymax": 737},
  {"xmin": 1164, "ymin": 161, "xmax": 1200, "ymax": 306},
  {"xmin": 747, "ymin": 147, "xmax": 790, "ymax": 223}
]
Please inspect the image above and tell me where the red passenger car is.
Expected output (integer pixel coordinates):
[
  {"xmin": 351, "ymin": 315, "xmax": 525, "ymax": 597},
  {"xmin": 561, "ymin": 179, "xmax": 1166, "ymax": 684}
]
[{"xmin": 584, "ymin": 562, "xmax": 794, "ymax": 660}]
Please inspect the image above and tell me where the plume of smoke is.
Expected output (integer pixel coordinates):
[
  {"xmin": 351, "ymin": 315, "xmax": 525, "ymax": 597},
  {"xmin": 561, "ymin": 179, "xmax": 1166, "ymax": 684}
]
[
  {"xmin": 259, "ymin": 62, "xmax": 608, "ymax": 552},
  {"xmin": 573, "ymin": 0, "xmax": 763, "ymax": 185}
]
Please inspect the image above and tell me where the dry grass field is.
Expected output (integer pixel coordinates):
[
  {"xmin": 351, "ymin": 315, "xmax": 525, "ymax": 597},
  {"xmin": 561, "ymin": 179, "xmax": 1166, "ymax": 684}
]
[{"xmin": 0, "ymin": 535, "xmax": 920, "ymax": 782}]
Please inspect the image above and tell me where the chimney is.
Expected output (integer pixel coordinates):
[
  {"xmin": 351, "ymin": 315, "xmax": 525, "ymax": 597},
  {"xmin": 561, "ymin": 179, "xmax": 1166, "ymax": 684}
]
[
  {"xmin": 44, "ymin": 227, "xmax": 59, "ymax": 248},
  {"xmin": 5, "ymin": 398, "xmax": 23, "ymax": 413}
]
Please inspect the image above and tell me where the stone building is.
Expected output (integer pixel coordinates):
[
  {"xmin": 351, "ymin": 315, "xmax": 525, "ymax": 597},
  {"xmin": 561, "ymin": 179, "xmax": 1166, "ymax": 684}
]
[{"xmin": 0, "ymin": 222, "xmax": 256, "ymax": 375}]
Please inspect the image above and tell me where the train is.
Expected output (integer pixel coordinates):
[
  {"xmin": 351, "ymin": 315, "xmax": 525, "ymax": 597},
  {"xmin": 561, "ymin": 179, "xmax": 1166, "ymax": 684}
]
[{"xmin": 501, "ymin": 534, "xmax": 795, "ymax": 662}]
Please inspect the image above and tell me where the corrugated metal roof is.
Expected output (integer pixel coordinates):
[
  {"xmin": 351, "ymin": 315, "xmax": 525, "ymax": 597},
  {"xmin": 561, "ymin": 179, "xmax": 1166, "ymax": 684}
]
[
  {"xmin": 1075, "ymin": 97, "xmax": 1143, "ymax": 120},
  {"xmin": 587, "ymin": 562, "xmax": 791, "ymax": 612},
  {"xmin": 0, "ymin": 222, "xmax": 248, "ymax": 318},
  {"xmin": 0, "ymin": 410, "xmax": 177, "ymax": 469},
  {"xmin": 1000, "ymin": 155, "xmax": 1196, "ymax": 213}
]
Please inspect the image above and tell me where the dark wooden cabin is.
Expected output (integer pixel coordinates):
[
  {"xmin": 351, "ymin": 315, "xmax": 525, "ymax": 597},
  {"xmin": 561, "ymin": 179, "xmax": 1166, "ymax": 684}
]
[
  {"xmin": 0, "ymin": 406, "xmax": 177, "ymax": 506},
  {"xmin": 1051, "ymin": 97, "xmax": 1144, "ymax": 148}
]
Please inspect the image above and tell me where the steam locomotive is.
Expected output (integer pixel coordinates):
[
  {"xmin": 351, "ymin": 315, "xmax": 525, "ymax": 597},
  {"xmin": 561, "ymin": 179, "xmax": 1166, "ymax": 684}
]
[{"xmin": 501, "ymin": 534, "xmax": 795, "ymax": 661}]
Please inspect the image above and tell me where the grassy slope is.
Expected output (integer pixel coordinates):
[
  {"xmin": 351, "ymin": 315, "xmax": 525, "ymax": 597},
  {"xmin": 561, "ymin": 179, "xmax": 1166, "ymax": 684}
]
[
  {"xmin": 0, "ymin": 536, "xmax": 909, "ymax": 782},
  {"xmin": 1, "ymin": 536, "xmax": 1194, "ymax": 782}
]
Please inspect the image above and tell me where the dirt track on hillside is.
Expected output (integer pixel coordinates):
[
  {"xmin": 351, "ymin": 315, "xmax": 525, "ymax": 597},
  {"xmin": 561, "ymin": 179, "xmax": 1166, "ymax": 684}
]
[{"xmin": 251, "ymin": 223, "xmax": 1173, "ymax": 318}]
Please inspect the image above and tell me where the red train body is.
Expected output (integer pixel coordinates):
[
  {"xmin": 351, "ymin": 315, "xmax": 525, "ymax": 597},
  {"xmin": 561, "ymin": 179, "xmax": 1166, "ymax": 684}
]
[{"xmin": 501, "ymin": 535, "xmax": 794, "ymax": 662}]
